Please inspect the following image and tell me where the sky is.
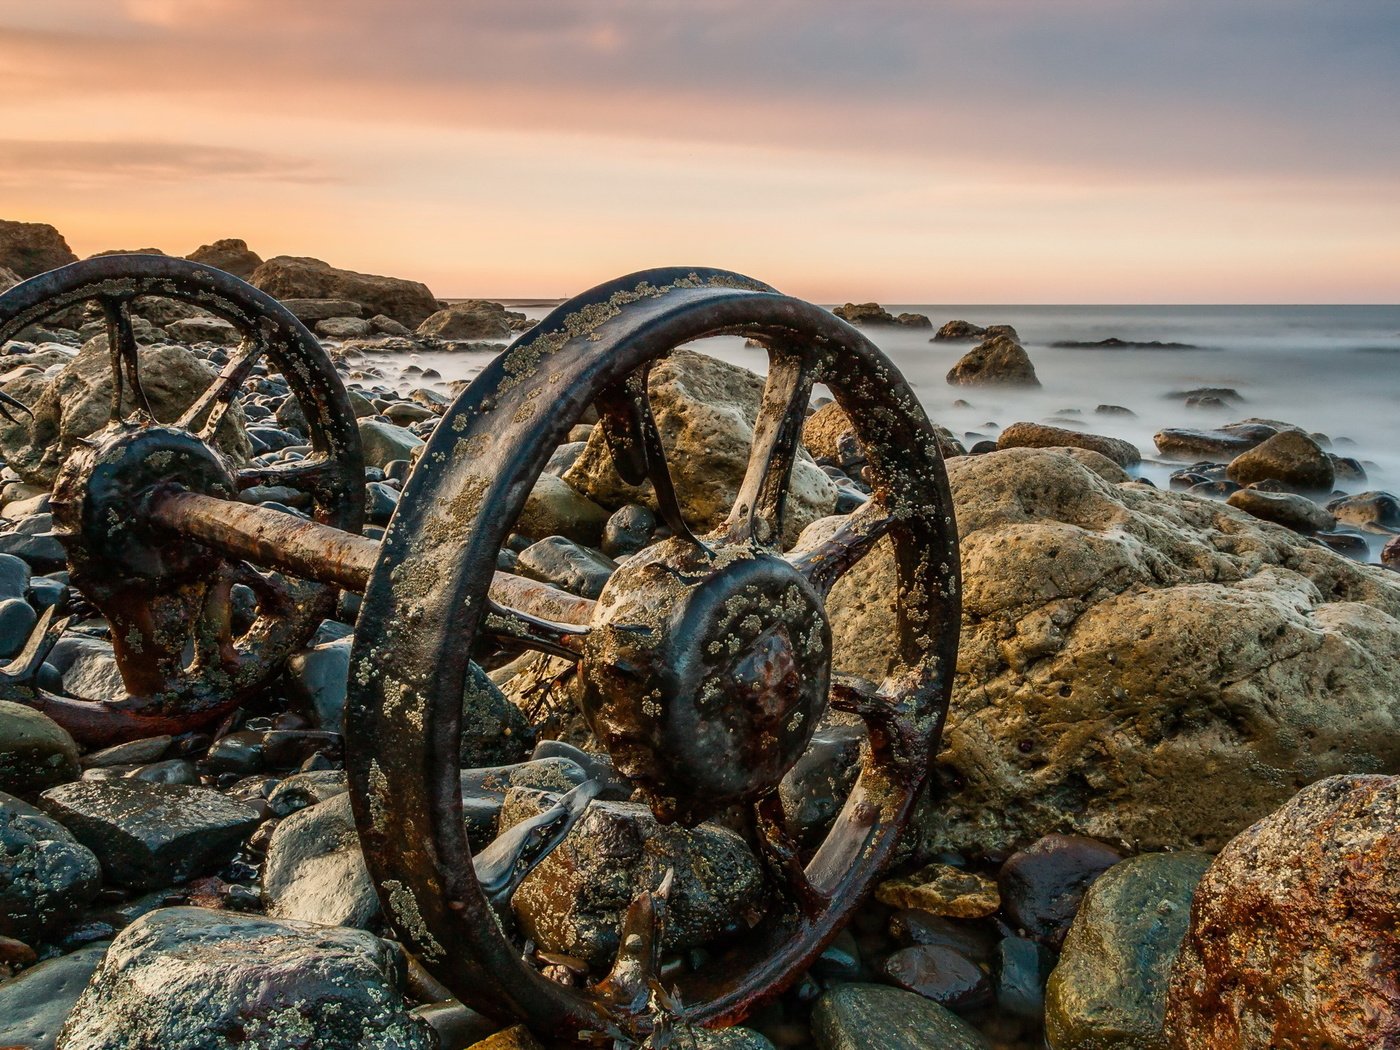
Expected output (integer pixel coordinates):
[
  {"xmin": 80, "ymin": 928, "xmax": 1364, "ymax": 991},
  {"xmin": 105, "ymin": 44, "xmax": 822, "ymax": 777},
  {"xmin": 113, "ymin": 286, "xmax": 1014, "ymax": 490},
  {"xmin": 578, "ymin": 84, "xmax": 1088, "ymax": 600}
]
[{"xmin": 0, "ymin": 0, "xmax": 1396, "ymax": 302}]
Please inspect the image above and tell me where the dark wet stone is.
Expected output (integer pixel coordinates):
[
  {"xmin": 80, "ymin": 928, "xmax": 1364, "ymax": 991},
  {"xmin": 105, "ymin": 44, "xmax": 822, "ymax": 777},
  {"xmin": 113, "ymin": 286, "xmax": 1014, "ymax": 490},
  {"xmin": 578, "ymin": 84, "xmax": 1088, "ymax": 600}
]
[
  {"xmin": 812, "ymin": 928, "xmax": 863, "ymax": 982},
  {"xmin": 881, "ymin": 944, "xmax": 992, "ymax": 1011},
  {"xmin": 779, "ymin": 724, "xmax": 864, "ymax": 846},
  {"xmin": 0, "ymin": 700, "xmax": 80, "ymax": 797},
  {"xmin": 1315, "ymin": 532, "xmax": 1370, "ymax": 560},
  {"xmin": 29, "ymin": 575, "xmax": 67, "ymax": 610},
  {"xmin": 0, "ymin": 790, "xmax": 101, "ymax": 944},
  {"xmin": 1052, "ymin": 338, "xmax": 1199, "ymax": 350},
  {"xmin": 287, "ymin": 635, "xmax": 352, "ymax": 732},
  {"xmin": 39, "ymin": 780, "xmax": 259, "ymax": 891},
  {"xmin": 410, "ymin": 1000, "xmax": 498, "ymax": 1049},
  {"xmin": 0, "ymin": 595, "xmax": 36, "ymax": 658},
  {"xmin": 887, "ymin": 910, "xmax": 998, "ymax": 965},
  {"xmin": 80, "ymin": 736, "xmax": 172, "ymax": 769},
  {"xmin": 544, "ymin": 440, "xmax": 588, "ymax": 478},
  {"xmin": 1153, "ymin": 421, "xmax": 1278, "ymax": 461},
  {"xmin": 202, "ymin": 730, "xmax": 266, "ymax": 774},
  {"xmin": 1045, "ymin": 852, "xmax": 1210, "ymax": 1049},
  {"xmin": 601, "ymin": 503, "xmax": 656, "ymax": 559},
  {"xmin": 1187, "ymin": 480, "xmax": 1240, "ymax": 498},
  {"xmin": 364, "ymin": 480, "xmax": 399, "ymax": 525},
  {"xmin": 969, "ymin": 439, "xmax": 998, "ymax": 455},
  {"xmin": 811, "ymin": 982, "xmax": 990, "ymax": 1049},
  {"xmin": 0, "ymin": 551, "xmax": 31, "ymax": 599},
  {"xmin": 998, "ymin": 833, "xmax": 1125, "ymax": 947},
  {"xmin": 0, "ymin": 530, "xmax": 67, "ymax": 571},
  {"xmin": 1095, "ymin": 404, "xmax": 1136, "ymax": 417},
  {"xmin": 125, "ymin": 759, "xmax": 201, "ymax": 786},
  {"xmin": 0, "ymin": 940, "xmax": 109, "ymax": 1050},
  {"xmin": 995, "ymin": 934, "xmax": 1054, "ymax": 1020},
  {"xmin": 460, "ymin": 663, "xmax": 534, "ymax": 768},
  {"xmin": 1165, "ymin": 386, "xmax": 1242, "ymax": 404},
  {"xmin": 56, "ymin": 906, "xmax": 433, "ymax": 1049},
  {"xmin": 514, "ymin": 536, "xmax": 617, "ymax": 599},
  {"xmin": 266, "ymin": 769, "xmax": 348, "ymax": 817},
  {"xmin": 1330, "ymin": 454, "xmax": 1367, "ymax": 484},
  {"xmin": 261, "ymin": 729, "xmax": 341, "ymax": 769}
]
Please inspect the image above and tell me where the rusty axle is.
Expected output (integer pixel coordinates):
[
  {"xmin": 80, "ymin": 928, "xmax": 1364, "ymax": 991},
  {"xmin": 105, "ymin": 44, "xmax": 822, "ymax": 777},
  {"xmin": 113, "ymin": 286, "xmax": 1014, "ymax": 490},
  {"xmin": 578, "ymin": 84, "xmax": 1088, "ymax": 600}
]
[{"xmin": 144, "ymin": 487, "xmax": 595, "ymax": 625}]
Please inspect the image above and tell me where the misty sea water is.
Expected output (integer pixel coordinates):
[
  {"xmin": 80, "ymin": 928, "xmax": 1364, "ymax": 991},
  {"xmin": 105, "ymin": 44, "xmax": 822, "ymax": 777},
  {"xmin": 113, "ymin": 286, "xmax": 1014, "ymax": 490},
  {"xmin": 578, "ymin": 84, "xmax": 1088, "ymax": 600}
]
[{"xmin": 420, "ymin": 302, "xmax": 1400, "ymax": 548}]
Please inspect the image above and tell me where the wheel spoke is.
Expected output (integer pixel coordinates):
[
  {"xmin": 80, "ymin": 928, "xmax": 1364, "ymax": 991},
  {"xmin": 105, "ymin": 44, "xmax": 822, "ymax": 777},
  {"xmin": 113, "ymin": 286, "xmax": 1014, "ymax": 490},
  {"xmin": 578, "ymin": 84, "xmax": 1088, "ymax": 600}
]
[
  {"xmin": 100, "ymin": 297, "xmax": 154, "ymax": 423},
  {"xmin": 483, "ymin": 599, "xmax": 588, "ymax": 660},
  {"xmin": 594, "ymin": 365, "xmax": 700, "ymax": 547},
  {"xmin": 236, "ymin": 457, "xmax": 338, "ymax": 492},
  {"xmin": 724, "ymin": 348, "xmax": 818, "ymax": 546},
  {"xmin": 829, "ymin": 673, "xmax": 922, "ymax": 767},
  {"xmin": 784, "ymin": 497, "xmax": 893, "ymax": 596},
  {"xmin": 472, "ymin": 779, "xmax": 603, "ymax": 912},
  {"xmin": 178, "ymin": 333, "xmax": 266, "ymax": 436},
  {"xmin": 753, "ymin": 793, "xmax": 828, "ymax": 919},
  {"xmin": 593, "ymin": 868, "xmax": 675, "ymax": 1019},
  {"xmin": 191, "ymin": 567, "xmax": 237, "ymax": 671}
]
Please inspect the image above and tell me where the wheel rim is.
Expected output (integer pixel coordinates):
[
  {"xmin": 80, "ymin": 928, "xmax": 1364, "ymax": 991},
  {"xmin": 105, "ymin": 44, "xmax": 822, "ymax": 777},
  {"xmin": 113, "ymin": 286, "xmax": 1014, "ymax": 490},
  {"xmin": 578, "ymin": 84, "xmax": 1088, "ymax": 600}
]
[
  {"xmin": 346, "ymin": 268, "xmax": 960, "ymax": 1041},
  {"xmin": 0, "ymin": 255, "xmax": 363, "ymax": 743}
]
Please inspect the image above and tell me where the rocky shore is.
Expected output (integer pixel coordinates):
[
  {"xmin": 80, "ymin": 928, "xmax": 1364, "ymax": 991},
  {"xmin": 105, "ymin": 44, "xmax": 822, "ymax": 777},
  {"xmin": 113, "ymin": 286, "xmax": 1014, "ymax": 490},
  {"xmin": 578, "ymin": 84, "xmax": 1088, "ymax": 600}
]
[{"xmin": 2, "ymin": 220, "xmax": 1398, "ymax": 1049}]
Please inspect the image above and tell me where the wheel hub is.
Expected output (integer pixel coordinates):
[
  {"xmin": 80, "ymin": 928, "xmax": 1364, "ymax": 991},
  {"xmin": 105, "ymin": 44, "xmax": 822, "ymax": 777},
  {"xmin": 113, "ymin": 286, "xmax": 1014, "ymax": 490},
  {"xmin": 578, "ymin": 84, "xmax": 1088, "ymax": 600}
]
[
  {"xmin": 578, "ymin": 537, "xmax": 831, "ymax": 825},
  {"xmin": 52, "ymin": 424, "xmax": 236, "ymax": 588}
]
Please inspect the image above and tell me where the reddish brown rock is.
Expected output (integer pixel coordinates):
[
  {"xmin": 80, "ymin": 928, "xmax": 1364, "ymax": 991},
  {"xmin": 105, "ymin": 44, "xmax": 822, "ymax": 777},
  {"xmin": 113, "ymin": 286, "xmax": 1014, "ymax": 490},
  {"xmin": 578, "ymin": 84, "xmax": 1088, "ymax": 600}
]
[
  {"xmin": 946, "ymin": 334, "xmax": 1040, "ymax": 387},
  {"xmin": 1226, "ymin": 430, "xmax": 1334, "ymax": 494},
  {"xmin": 1164, "ymin": 774, "xmax": 1400, "ymax": 1048},
  {"xmin": 0, "ymin": 220, "xmax": 77, "ymax": 278}
]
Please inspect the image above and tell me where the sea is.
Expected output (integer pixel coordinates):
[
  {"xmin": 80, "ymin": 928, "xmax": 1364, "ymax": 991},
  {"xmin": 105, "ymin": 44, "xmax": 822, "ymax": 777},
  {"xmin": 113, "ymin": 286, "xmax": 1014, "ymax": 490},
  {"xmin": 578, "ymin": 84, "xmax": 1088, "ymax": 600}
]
[{"xmin": 410, "ymin": 303, "xmax": 1400, "ymax": 546}]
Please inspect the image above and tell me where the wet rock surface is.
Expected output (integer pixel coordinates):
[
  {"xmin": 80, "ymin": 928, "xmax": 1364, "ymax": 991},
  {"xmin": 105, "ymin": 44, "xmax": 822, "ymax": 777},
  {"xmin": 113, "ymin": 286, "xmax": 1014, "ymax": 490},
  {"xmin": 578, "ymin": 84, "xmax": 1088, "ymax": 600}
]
[
  {"xmin": 1164, "ymin": 775, "xmax": 1400, "ymax": 1049},
  {"xmin": 1045, "ymin": 852, "xmax": 1210, "ymax": 1049},
  {"xmin": 0, "ymin": 790, "xmax": 101, "ymax": 944},
  {"xmin": 810, "ymin": 983, "xmax": 991, "ymax": 1049},
  {"xmin": 501, "ymin": 789, "xmax": 764, "ymax": 966},
  {"xmin": 995, "ymin": 421, "xmax": 1140, "ymax": 466},
  {"xmin": 0, "ymin": 940, "xmax": 108, "ymax": 1050},
  {"xmin": 1226, "ymin": 429, "xmax": 1334, "ymax": 493},
  {"xmin": 56, "ymin": 906, "xmax": 433, "ymax": 1049},
  {"xmin": 39, "ymin": 780, "xmax": 258, "ymax": 890},
  {"xmin": 0, "ymin": 700, "xmax": 80, "ymax": 797},
  {"xmin": 998, "ymin": 834, "xmax": 1125, "ymax": 947}
]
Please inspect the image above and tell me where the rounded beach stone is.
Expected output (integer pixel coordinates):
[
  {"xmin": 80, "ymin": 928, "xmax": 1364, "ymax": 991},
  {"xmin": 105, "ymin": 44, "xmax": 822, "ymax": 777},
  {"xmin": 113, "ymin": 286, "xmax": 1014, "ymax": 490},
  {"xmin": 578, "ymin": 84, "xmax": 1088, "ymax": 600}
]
[
  {"xmin": 56, "ymin": 906, "xmax": 433, "ymax": 1049},
  {"xmin": 0, "ymin": 700, "xmax": 80, "ymax": 797},
  {"xmin": 0, "ymin": 790, "xmax": 102, "ymax": 944},
  {"xmin": 1045, "ymin": 851, "xmax": 1210, "ymax": 1049},
  {"xmin": 811, "ymin": 983, "xmax": 990, "ymax": 1049},
  {"xmin": 1226, "ymin": 429, "xmax": 1334, "ymax": 493},
  {"xmin": 1164, "ymin": 775, "xmax": 1400, "ymax": 1048}
]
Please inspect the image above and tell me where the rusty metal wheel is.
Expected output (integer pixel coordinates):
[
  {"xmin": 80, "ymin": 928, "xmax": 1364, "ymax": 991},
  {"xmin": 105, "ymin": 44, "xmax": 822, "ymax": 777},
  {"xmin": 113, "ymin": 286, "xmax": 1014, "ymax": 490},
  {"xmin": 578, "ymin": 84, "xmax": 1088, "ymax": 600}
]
[
  {"xmin": 0, "ymin": 255, "xmax": 363, "ymax": 744},
  {"xmin": 345, "ymin": 268, "xmax": 961, "ymax": 1044}
]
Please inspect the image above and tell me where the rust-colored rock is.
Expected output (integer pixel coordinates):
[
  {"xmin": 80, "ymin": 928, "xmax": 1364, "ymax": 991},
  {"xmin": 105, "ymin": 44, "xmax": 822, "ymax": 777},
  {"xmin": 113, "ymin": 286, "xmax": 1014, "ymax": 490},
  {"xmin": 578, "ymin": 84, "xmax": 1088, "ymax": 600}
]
[{"xmin": 1164, "ymin": 774, "xmax": 1400, "ymax": 1048}]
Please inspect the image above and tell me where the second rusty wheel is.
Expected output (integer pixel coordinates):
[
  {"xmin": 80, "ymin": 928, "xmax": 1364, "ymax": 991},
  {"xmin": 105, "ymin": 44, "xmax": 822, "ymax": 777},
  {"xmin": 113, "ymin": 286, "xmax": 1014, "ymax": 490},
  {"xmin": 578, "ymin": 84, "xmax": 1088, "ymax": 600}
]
[
  {"xmin": 0, "ymin": 255, "xmax": 364, "ymax": 744},
  {"xmin": 346, "ymin": 268, "xmax": 961, "ymax": 1044}
]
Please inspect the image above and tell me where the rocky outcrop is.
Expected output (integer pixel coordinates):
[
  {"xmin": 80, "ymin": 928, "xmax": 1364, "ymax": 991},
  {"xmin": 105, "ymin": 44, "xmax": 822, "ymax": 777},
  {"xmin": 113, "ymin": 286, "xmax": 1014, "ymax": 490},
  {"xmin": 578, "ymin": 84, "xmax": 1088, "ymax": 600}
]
[
  {"xmin": 56, "ymin": 907, "xmax": 432, "ymax": 1049},
  {"xmin": 185, "ymin": 238, "xmax": 262, "ymax": 280},
  {"xmin": 995, "ymin": 422, "xmax": 1140, "ymax": 467},
  {"xmin": 0, "ymin": 221, "xmax": 77, "ymax": 278},
  {"xmin": 1164, "ymin": 775, "xmax": 1400, "ymax": 1049},
  {"xmin": 4, "ymin": 338, "xmax": 252, "ymax": 485},
  {"xmin": 822, "ymin": 447, "xmax": 1400, "ymax": 855},
  {"xmin": 564, "ymin": 349, "xmax": 837, "ymax": 546},
  {"xmin": 417, "ymin": 300, "xmax": 524, "ymax": 341},
  {"xmin": 0, "ymin": 265, "xmax": 21, "ymax": 293},
  {"xmin": 250, "ymin": 256, "xmax": 438, "ymax": 328},
  {"xmin": 1046, "ymin": 852, "xmax": 1211, "ymax": 1049},
  {"xmin": 833, "ymin": 302, "xmax": 930, "ymax": 327},
  {"xmin": 946, "ymin": 334, "xmax": 1040, "ymax": 387},
  {"xmin": 932, "ymin": 320, "xmax": 987, "ymax": 341}
]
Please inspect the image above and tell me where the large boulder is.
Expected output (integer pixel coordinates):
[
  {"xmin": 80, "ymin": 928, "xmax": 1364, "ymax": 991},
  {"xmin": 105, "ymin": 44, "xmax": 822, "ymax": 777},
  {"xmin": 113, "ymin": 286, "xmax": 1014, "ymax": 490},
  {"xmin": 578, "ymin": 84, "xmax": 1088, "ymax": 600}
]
[
  {"xmin": 946, "ymin": 334, "xmax": 1040, "ymax": 387},
  {"xmin": 0, "ymin": 221, "xmax": 77, "ymax": 279},
  {"xmin": 1164, "ymin": 775, "xmax": 1400, "ymax": 1048},
  {"xmin": 261, "ymin": 792, "xmax": 378, "ymax": 929},
  {"xmin": 823, "ymin": 447, "xmax": 1400, "ymax": 855},
  {"xmin": 5, "ymin": 337, "xmax": 251, "ymax": 486},
  {"xmin": 416, "ymin": 300, "xmax": 523, "ymax": 341},
  {"xmin": 185, "ymin": 238, "xmax": 262, "ymax": 280},
  {"xmin": 56, "ymin": 906, "xmax": 433, "ymax": 1049},
  {"xmin": 250, "ymin": 256, "xmax": 438, "ymax": 328},
  {"xmin": 1226, "ymin": 430, "xmax": 1335, "ymax": 494},
  {"xmin": 563, "ymin": 349, "xmax": 837, "ymax": 546}
]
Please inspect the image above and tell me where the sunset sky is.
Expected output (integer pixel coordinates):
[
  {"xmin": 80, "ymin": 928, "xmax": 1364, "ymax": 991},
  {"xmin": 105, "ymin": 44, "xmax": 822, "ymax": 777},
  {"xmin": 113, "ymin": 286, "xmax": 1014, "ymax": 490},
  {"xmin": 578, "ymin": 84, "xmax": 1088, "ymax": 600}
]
[{"xmin": 1, "ymin": 1, "xmax": 1396, "ymax": 302}]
